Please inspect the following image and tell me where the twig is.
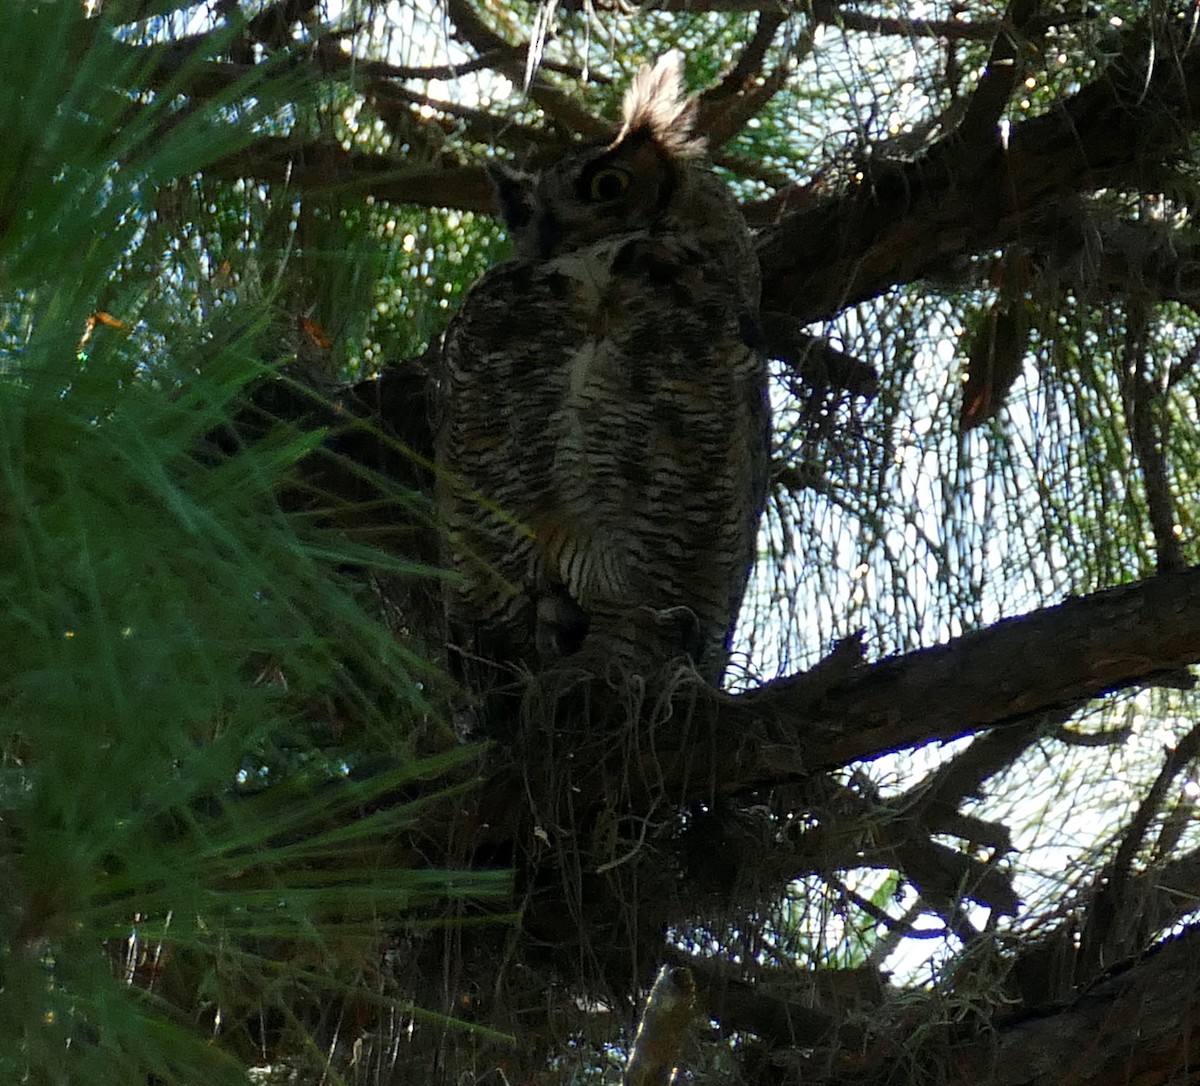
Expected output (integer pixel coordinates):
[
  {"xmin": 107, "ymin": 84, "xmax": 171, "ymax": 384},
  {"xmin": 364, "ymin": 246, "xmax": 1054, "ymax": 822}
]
[
  {"xmin": 443, "ymin": 0, "xmax": 609, "ymax": 137},
  {"xmin": 1077, "ymin": 718, "xmax": 1200, "ymax": 973},
  {"xmin": 1120, "ymin": 301, "xmax": 1186, "ymax": 573}
]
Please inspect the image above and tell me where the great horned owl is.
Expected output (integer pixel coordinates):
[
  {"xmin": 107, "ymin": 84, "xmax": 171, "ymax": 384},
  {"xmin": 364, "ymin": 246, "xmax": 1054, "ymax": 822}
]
[{"xmin": 436, "ymin": 54, "xmax": 770, "ymax": 699}]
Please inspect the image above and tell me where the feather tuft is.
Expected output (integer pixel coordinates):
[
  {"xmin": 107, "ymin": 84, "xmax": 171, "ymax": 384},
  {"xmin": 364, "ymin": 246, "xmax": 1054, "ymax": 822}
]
[{"xmin": 618, "ymin": 52, "xmax": 706, "ymax": 158}]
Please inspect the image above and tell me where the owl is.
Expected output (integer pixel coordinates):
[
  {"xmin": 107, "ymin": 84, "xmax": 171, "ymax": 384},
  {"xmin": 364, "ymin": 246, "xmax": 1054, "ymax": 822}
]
[{"xmin": 435, "ymin": 54, "xmax": 770, "ymax": 704}]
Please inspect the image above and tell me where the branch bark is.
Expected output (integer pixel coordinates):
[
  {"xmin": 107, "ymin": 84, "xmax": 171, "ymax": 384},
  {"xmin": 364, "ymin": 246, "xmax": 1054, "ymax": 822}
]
[
  {"xmin": 105, "ymin": 5, "xmax": 1200, "ymax": 336},
  {"xmin": 483, "ymin": 564, "xmax": 1200, "ymax": 947}
]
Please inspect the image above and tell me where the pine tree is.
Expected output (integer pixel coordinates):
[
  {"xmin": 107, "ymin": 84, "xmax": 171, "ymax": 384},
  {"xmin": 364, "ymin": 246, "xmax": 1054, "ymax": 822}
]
[{"xmin": 5, "ymin": 2, "xmax": 1200, "ymax": 1084}]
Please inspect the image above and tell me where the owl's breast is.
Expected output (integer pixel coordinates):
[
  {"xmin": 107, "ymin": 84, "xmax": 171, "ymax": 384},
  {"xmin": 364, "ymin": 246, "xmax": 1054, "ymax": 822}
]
[
  {"xmin": 540, "ymin": 239, "xmax": 636, "ymax": 407},
  {"xmin": 547, "ymin": 239, "xmax": 624, "ymax": 311},
  {"xmin": 545, "ymin": 234, "xmax": 753, "ymax": 381}
]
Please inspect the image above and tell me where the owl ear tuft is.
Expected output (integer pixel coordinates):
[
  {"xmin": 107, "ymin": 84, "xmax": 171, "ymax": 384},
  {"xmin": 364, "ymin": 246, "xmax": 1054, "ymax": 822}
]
[
  {"xmin": 486, "ymin": 162, "xmax": 536, "ymax": 233},
  {"xmin": 619, "ymin": 52, "xmax": 706, "ymax": 159}
]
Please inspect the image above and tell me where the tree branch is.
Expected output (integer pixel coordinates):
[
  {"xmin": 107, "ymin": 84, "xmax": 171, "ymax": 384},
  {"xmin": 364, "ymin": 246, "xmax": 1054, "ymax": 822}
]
[
  {"xmin": 442, "ymin": 0, "xmax": 610, "ymax": 138},
  {"xmin": 755, "ymin": 16, "xmax": 1200, "ymax": 319},
  {"xmin": 700, "ymin": 564, "xmax": 1200, "ymax": 789},
  {"xmin": 698, "ymin": 11, "xmax": 790, "ymax": 150},
  {"xmin": 791, "ymin": 924, "xmax": 1200, "ymax": 1086},
  {"xmin": 759, "ymin": 315, "xmax": 880, "ymax": 398},
  {"xmin": 705, "ymin": 10, "xmax": 786, "ymax": 103},
  {"xmin": 954, "ymin": 0, "xmax": 1040, "ymax": 147},
  {"xmin": 1076, "ymin": 718, "xmax": 1200, "ymax": 975},
  {"xmin": 205, "ymin": 139, "xmax": 500, "ymax": 211},
  {"xmin": 1119, "ymin": 302, "xmax": 1187, "ymax": 574}
]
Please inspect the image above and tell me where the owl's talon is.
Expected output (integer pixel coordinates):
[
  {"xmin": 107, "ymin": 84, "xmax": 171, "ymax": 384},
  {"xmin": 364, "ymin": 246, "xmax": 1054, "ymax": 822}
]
[{"xmin": 536, "ymin": 591, "xmax": 590, "ymax": 660}]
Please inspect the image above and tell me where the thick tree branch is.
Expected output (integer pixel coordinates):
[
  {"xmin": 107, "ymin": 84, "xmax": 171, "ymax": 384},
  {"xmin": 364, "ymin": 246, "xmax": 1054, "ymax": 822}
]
[
  {"xmin": 697, "ymin": 565, "xmax": 1200, "ymax": 789},
  {"xmin": 111, "ymin": 4, "xmax": 1200, "ymax": 339},
  {"xmin": 471, "ymin": 564, "xmax": 1200, "ymax": 964},
  {"xmin": 969, "ymin": 928, "xmax": 1200, "ymax": 1086},
  {"xmin": 787, "ymin": 924, "xmax": 1200, "ymax": 1086},
  {"xmin": 1010, "ymin": 836, "xmax": 1200, "ymax": 1008},
  {"xmin": 755, "ymin": 18, "xmax": 1200, "ymax": 319},
  {"xmin": 1026, "ymin": 201, "xmax": 1200, "ymax": 311},
  {"xmin": 206, "ymin": 139, "xmax": 499, "ymax": 211}
]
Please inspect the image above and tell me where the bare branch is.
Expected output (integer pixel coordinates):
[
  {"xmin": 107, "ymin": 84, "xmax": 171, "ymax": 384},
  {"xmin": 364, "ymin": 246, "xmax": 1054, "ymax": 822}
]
[
  {"xmin": 1119, "ymin": 302, "xmax": 1187, "ymax": 574},
  {"xmin": 704, "ymin": 10, "xmax": 787, "ymax": 103},
  {"xmin": 697, "ymin": 11, "xmax": 792, "ymax": 150},
  {"xmin": 759, "ymin": 314, "xmax": 880, "ymax": 398},
  {"xmin": 897, "ymin": 720, "xmax": 1054, "ymax": 836},
  {"xmin": 205, "ymin": 139, "xmax": 500, "ymax": 212},
  {"xmin": 703, "ymin": 63, "xmax": 792, "ymax": 151},
  {"xmin": 1077, "ymin": 719, "xmax": 1200, "ymax": 974}
]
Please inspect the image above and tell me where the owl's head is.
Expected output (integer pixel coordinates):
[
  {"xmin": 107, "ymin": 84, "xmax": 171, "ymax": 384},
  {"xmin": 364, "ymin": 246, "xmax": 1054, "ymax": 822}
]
[{"xmin": 488, "ymin": 54, "xmax": 713, "ymax": 260}]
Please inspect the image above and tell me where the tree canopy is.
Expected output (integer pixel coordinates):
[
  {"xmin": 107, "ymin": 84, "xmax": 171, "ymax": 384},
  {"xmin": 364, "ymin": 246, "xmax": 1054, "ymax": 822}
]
[{"xmin": 4, "ymin": 1, "xmax": 1200, "ymax": 1084}]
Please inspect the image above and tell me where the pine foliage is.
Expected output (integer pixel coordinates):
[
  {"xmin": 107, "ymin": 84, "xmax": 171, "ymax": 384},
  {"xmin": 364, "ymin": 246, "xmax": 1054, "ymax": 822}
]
[{"xmin": 0, "ymin": 5, "xmax": 502, "ymax": 1082}]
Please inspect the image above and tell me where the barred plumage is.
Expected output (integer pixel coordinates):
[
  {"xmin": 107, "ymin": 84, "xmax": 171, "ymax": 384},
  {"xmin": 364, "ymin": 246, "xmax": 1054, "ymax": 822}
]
[{"xmin": 435, "ymin": 54, "xmax": 770, "ymax": 695}]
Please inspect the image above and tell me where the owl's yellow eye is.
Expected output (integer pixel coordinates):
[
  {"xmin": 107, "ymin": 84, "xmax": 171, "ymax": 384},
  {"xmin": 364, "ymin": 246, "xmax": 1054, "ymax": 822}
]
[{"xmin": 586, "ymin": 166, "xmax": 632, "ymax": 202}]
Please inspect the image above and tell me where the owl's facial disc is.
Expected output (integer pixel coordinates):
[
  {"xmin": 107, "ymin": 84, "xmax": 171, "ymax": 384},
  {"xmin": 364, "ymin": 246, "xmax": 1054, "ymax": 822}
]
[
  {"xmin": 522, "ymin": 134, "xmax": 677, "ymax": 256},
  {"xmin": 490, "ymin": 121, "xmax": 684, "ymax": 258}
]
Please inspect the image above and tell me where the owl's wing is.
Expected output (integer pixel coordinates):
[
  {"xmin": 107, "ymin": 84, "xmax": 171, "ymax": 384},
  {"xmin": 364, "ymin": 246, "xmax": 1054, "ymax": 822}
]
[{"xmin": 435, "ymin": 260, "xmax": 590, "ymax": 683}]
